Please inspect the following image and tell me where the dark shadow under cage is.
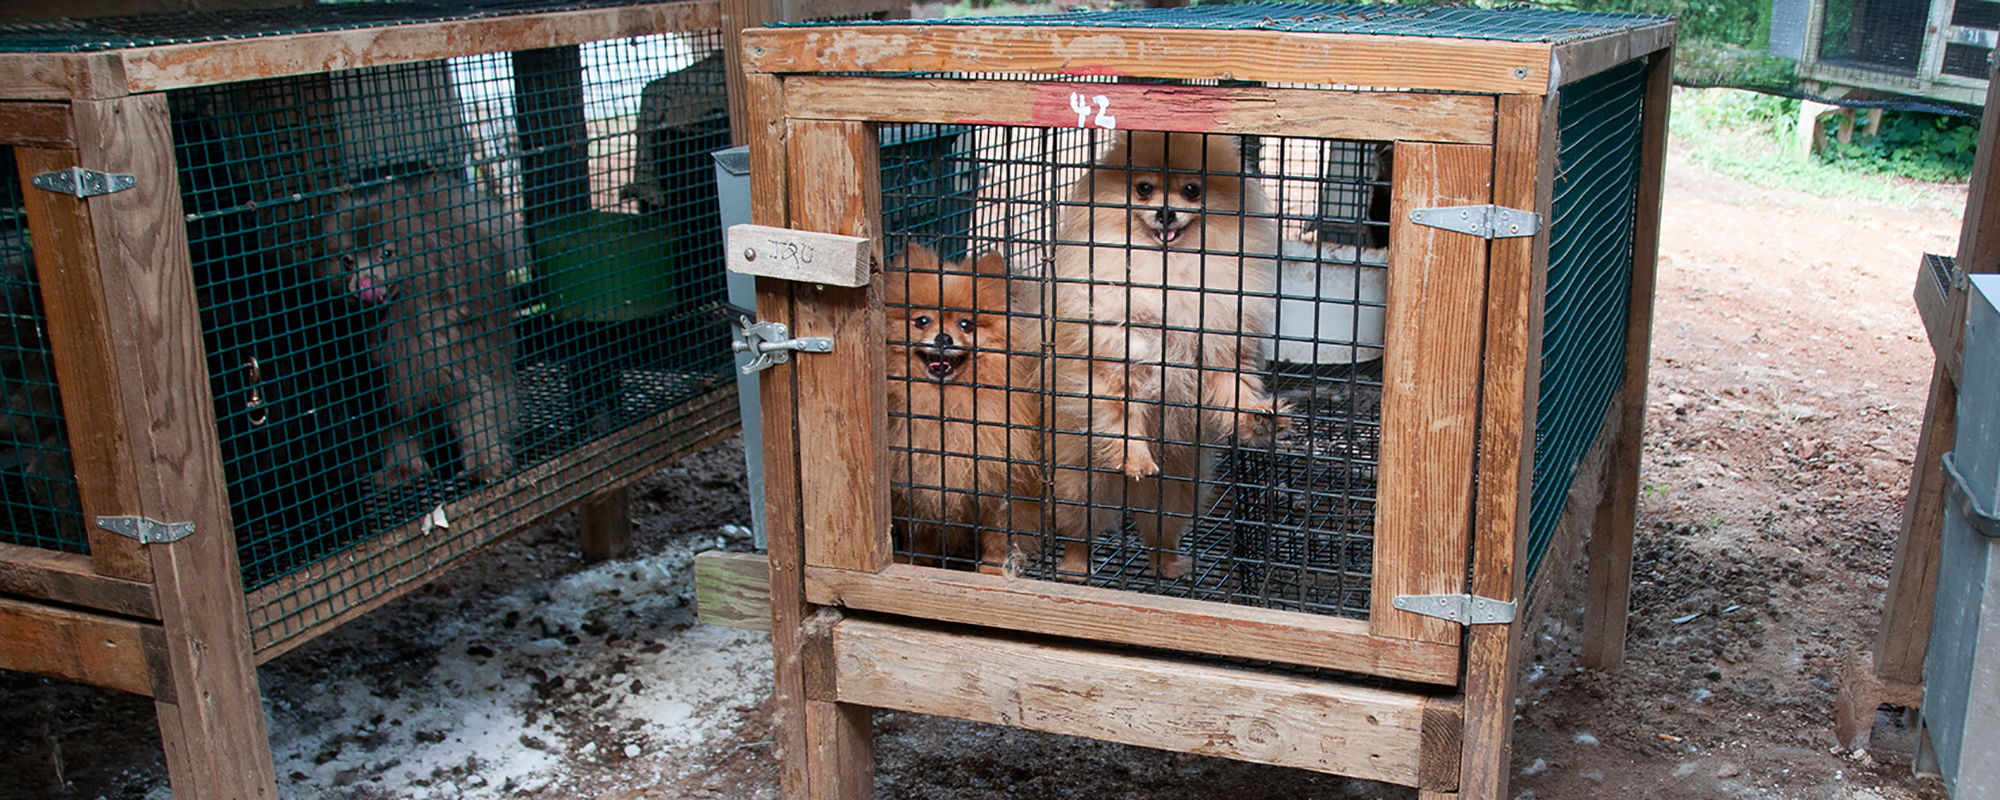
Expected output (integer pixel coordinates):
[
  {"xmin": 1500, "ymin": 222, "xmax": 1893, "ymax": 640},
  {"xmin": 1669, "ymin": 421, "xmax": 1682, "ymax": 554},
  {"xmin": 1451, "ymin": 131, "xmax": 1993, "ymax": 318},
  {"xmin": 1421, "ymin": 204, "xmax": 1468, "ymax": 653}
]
[
  {"xmin": 880, "ymin": 124, "xmax": 1392, "ymax": 619},
  {"xmin": 162, "ymin": 32, "xmax": 739, "ymax": 610}
]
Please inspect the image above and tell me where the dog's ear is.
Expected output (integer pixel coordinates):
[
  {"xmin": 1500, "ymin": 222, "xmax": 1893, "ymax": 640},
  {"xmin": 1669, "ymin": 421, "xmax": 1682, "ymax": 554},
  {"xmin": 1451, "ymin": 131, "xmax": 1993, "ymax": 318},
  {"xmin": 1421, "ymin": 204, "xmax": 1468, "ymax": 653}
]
[{"xmin": 971, "ymin": 250, "xmax": 1008, "ymax": 276}]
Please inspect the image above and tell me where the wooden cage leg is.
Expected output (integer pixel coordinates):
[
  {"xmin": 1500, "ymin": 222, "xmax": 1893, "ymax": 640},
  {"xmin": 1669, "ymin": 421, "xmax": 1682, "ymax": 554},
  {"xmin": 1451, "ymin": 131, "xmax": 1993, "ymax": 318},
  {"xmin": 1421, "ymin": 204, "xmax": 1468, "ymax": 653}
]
[{"xmin": 580, "ymin": 487, "xmax": 633, "ymax": 562}]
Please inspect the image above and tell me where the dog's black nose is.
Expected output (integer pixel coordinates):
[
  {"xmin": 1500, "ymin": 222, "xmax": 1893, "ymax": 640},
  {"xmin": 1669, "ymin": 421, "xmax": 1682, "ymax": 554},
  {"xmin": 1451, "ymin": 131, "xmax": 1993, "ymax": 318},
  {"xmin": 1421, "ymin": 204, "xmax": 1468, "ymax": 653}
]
[
  {"xmin": 1156, "ymin": 208, "xmax": 1178, "ymax": 228},
  {"xmin": 932, "ymin": 333, "xmax": 954, "ymax": 348}
]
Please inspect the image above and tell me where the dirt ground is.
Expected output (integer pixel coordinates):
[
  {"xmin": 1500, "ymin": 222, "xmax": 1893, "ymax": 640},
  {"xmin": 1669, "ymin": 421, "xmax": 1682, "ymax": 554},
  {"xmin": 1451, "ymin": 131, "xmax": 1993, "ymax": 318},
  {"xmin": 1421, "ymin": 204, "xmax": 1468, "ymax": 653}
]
[{"xmin": 0, "ymin": 134, "xmax": 1971, "ymax": 799}]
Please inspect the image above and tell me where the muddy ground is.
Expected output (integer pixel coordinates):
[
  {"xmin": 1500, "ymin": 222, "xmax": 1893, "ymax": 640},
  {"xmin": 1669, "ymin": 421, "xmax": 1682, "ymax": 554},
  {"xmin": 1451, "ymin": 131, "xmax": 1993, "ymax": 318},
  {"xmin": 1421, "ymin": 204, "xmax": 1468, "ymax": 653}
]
[{"xmin": 0, "ymin": 128, "xmax": 1971, "ymax": 799}]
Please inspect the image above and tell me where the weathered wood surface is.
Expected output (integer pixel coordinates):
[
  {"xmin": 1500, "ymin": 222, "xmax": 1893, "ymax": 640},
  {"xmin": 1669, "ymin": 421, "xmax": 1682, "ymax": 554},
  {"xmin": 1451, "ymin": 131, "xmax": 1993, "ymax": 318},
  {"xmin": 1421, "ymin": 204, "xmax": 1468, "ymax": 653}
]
[
  {"xmin": 0, "ymin": 595, "xmax": 168, "ymax": 699},
  {"xmin": 1551, "ymin": 25, "xmax": 1677, "ymax": 88},
  {"xmin": 728, "ymin": 223, "xmax": 874, "ymax": 287},
  {"xmin": 807, "ymin": 564, "xmax": 1459, "ymax": 684},
  {"xmin": 695, "ymin": 550, "xmax": 773, "ymax": 631},
  {"xmin": 1373, "ymin": 141, "xmax": 1491, "ymax": 644},
  {"xmin": 781, "ymin": 76, "xmax": 1497, "ymax": 144},
  {"xmin": 0, "ymin": 543, "xmax": 157, "ymax": 619},
  {"xmin": 13, "ymin": 146, "xmax": 153, "ymax": 584},
  {"xmin": 830, "ymin": 616, "xmax": 1437, "ymax": 787},
  {"xmin": 0, "ymin": 1, "xmax": 722, "ymax": 100},
  {"xmin": 580, "ymin": 487, "xmax": 634, "ymax": 563},
  {"xmin": 0, "ymin": 102, "xmax": 77, "ymax": 148},
  {"xmin": 785, "ymin": 120, "xmax": 888, "ymax": 573},
  {"xmin": 744, "ymin": 26, "xmax": 1555, "ymax": 95}
]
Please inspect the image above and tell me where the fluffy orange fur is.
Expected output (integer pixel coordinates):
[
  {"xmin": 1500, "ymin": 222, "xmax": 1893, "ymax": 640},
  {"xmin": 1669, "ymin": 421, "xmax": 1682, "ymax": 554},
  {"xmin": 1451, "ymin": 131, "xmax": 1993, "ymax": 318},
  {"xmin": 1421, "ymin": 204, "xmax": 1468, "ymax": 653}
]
[
  {"xmin": 886, "ymin": 245, "xmax": 1045, "ymax": 573},
  {"xmin": 1048, "ymin": 130, "xmax": 1282, "ymax": 579}
]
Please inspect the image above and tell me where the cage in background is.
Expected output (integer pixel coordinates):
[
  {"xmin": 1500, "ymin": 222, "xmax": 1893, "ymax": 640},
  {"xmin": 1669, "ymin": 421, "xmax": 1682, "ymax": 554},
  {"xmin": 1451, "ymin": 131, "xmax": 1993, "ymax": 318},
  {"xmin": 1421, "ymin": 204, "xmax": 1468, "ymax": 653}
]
[
  {"xmin": 736, "ymin": 6, "xmax": 1672, "ymax": 799},
  {"xmin": 0, "ymin": 0, "xmax": 779, "ymax": 795}
]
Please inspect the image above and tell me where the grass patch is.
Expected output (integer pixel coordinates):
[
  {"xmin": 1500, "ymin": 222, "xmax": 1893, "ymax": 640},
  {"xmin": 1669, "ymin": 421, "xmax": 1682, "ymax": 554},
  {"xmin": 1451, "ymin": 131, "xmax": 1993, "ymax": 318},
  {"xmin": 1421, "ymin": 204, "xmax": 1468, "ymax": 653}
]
[{"xmin": 1671, "ymin": 87, "xmax": 1973, "ymax": 206}]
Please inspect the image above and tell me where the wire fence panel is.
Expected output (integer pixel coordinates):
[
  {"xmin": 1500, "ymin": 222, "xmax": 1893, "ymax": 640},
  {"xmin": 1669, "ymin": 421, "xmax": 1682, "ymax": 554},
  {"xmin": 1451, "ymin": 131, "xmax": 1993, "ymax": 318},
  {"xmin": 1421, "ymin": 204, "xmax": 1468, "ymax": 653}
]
[
  {"xmin": 158, "ymin": 30, "xmax": 737, "ymax": 647},
  {"xmin": 0, "ymin": 147, "xmax": 85, "ymax": 554},
  {"xmin": 880, "ymin": 124, "xmax": 1388, "ymax": 619}
]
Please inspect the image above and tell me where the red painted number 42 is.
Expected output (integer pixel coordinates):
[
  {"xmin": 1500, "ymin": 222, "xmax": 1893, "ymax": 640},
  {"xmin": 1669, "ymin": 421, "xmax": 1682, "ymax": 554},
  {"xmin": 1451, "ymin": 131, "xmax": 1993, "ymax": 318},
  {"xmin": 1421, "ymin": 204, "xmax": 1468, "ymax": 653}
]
[{"xmin": 1069, "ymin": 92, "xmax": 1117, "ymax": 129}]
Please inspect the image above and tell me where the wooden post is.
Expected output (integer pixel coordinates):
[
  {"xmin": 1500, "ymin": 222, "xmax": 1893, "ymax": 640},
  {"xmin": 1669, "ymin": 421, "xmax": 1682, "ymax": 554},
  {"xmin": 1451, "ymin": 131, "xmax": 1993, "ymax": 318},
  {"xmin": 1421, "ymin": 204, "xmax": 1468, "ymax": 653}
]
[
  {"xmin": 74, "ymin": 93, "xmax": 278, "ymax": 800},
  {"xmin": 1458, "ymin": 91, "xmax": 1553, "ymax": 800},
  {"xmin": 579, "ymin": 486, "xmax": 633, "ymax": 563},
  {"xmin": 1581, "ymin": 45, "xmax": 1672, "ymax": 671}
]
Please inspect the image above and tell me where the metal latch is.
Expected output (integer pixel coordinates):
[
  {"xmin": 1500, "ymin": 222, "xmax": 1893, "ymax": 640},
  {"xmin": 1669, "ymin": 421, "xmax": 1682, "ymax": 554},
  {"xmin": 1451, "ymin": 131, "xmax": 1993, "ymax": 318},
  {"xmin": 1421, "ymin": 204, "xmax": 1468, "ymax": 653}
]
[
  {"xmin": 1409, "ymin": 204, "xmax": 1542, "ymax": 239},
  {"xmin": 96, "ymin": 515, "xmax": 195, "ymax": 545},
  {"xmin": 1942, "ymin": 452, "xmax": 2000, "ymax": 538},
  {"xmin": 1392, "ymin": 593, "xmax": 1518, "ymax": 624},
  {"xmin": 32, "ymin": 167, "xmax": 137, "ymax": 199},
  {"xmin": 724, "ymin": 304, "xmax": 832, "ymax": 374}
]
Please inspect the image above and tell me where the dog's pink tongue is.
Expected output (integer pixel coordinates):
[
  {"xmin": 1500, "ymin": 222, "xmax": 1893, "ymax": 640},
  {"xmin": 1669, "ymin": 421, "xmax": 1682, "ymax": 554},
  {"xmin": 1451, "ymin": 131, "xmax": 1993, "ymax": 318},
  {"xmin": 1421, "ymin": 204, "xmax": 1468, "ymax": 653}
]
[
  {"xmin": 929, "ymin": 359, "xmax": 953, "ymax": 375},
  {"xmin": 1160, "ymin": 227, "xmax": 1180, "ymax": 244},
  {"xmin": 356, "ymin": 275, "xmax": 387, "ymax": 305}
]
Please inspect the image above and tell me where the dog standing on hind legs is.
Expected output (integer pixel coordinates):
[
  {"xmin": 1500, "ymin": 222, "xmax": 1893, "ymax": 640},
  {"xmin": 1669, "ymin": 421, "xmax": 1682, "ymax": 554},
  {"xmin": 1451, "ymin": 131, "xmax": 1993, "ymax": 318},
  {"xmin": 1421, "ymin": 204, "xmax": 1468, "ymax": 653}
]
[
  {"xmin": 1048, "ymin": 130, "xmax": 1285, "ymax": 581},
  {"xmin": 321, "ymin": 173, "xmax": 523, "ymax": 487}
]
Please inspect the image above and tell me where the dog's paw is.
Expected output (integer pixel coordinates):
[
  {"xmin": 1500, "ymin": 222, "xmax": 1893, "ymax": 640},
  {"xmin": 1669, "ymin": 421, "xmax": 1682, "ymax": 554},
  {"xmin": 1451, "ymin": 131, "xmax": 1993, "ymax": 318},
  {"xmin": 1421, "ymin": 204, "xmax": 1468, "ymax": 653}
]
[
  {"xmin": 1155, "ymin": 552, "xmax": 1190, "ymax": 580},
  {"xmin": 1120, "ymin": 442, "xmax": 1160, "ymax": 479}
]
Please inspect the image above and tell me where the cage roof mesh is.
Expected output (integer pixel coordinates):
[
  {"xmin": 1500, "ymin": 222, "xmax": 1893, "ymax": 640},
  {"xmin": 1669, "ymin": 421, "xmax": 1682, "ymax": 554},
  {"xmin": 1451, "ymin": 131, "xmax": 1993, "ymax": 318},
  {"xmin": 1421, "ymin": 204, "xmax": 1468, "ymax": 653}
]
[
  {"xmin": 777, "ymin": 3, "xmax": 1669, "ymax": 43},
  {"xmin": 0, "ymin": 0, "xmax": 671, "ymax": 53}
]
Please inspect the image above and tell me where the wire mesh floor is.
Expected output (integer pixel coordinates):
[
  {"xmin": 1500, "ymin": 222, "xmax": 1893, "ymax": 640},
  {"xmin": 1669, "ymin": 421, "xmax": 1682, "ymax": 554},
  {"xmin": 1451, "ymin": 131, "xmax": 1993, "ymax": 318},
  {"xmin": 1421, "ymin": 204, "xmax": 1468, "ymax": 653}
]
[{"xmin": 1013, "ymin": 366, "xmax": 1381, "ymax": 620}]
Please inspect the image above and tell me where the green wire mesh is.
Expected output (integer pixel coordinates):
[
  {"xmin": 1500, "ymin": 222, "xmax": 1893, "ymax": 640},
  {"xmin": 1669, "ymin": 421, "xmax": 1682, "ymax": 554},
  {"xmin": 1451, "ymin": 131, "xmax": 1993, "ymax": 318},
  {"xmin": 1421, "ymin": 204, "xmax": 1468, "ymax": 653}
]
[
  {"xmin": 1528, "ymin": 59, "xmax": 1647, "ymax": 580},
  {"xmin": 166, "ymin": 32, "xmax": 738, "ymax": 641},
  {"xmin": 0, "ymin": 148, "xmax": 86, "ymax": 554},
  {"xmin": 782, "ymin": 2, "xmax": 1668, "ymax": 42}
]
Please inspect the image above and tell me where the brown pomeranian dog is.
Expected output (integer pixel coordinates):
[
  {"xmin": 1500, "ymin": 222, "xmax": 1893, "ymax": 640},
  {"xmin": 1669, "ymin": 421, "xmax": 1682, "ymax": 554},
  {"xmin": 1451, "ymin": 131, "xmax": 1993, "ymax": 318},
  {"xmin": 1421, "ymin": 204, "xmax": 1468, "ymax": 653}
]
[
  {"xmin": 322, "ymin": 173, "xmax": 523, "ymax": 487},
  {"xmin": 886, "ymin": 244, "xmax": 1044, "ymax": 573},
  {"xmin": 1048, "ymin": 130, "xmax": 1282, "ymax": 580}
]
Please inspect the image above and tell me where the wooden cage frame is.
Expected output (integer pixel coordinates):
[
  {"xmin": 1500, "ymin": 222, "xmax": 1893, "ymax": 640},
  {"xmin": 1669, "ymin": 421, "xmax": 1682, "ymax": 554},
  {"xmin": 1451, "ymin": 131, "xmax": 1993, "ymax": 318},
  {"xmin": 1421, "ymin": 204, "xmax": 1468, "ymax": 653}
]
[
  {"xmin": 0, "ymin": 0, "xmax": 901, "ymax": 796},
  {"xmin": 736, "ymin": 14, "xmax": 1673, "ymax": 800}
]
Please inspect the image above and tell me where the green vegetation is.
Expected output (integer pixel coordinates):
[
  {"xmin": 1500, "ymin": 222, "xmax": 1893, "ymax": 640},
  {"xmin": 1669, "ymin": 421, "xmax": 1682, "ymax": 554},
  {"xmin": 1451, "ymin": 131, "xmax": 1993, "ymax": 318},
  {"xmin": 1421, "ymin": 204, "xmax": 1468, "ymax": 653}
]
[{"xmin": 1671, "ymin": 88, "xmax": 1978, "ymax": 202}]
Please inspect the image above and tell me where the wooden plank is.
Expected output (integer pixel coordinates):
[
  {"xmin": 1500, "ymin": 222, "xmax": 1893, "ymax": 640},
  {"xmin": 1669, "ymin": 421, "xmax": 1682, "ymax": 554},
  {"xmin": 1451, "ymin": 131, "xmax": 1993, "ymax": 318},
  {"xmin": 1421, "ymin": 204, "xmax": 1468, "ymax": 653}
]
[
  {"xmin": 723, "ymin": 0, "xmax": 777, "ymax": 147},
  {"xmin": 1456, "ymin": 91, "xmax": 1553, "ymax": 800},
  {"xmin": 805, "ymin": 699, "xmax": 876, "ymax": 800},
  {"xmin": 107, "ymin": 2, "xmax": 723, "ymax": 95},
  {"xmin": 0, "ymin": 542, "xmax": 157, "ymax": 619},
  {"xmin": 73, "ymin": 93, "xmax": 279, "ymax": 800},
  {"xmin": 13, "ymin": 147, "xmax": 152, "ymax": 584},
  {"xmin": 12, "ymin": 0, "xmax": 307, "ymax": 17},
  {"xmin": 0, "ymin": 595, "xmax": 166, "ymax": 699},
  {"xmin": 807, "ymin": 564, "xmax": 1460, "ymax": 684},
  {"xmin": 1552, "ymin": 23, "xmax": 1677, "ymax": 88},
  {"xmin": 781, "ymin": 76, "xmax": 1497, "ymax": 144},
  {"xmin": 1875, "ymin": 363, "xmax": 1955, "ymax": 684},
  {"xmin": 1916, "ymin": 254, "xmax": 1953, "ymax": 352},
  {"xmin": 1933, "ymin": 60, "xmax": 2000, "ymax": 381},
  {"xmin": 728, "ymin": 223, "xmax": 873, "ymax": 287},
  {"xmin": 695, "ymin": 550, "xmax": 773, "ymax": 631},
  {"xmin": 742, "ymin": 26, "xmax": 1554, "ymax": 95},
  {"xmin": 746, "ymin": 74, "xmax": 790, "ymax": 225},
  {"xmin": 830, "ymin": 616, "xmax": 1433, "ymax": 787},
  {"xmin": 0, "ymin": 103, "xmax": 77, "ymax": 148},
  {"xmin": 1371, "ymin": 141, "xmax": 1492, "ymax": 644},
  {"xmin": 0, "ymin": 53, "xmax": 126, "ymax": 102},
  {"xmin": 786, "ymin": 120, "xmax": 888, "ymax": 573},
  {"xmin": 1581, "ymin": 45, "xmax": 1671, "ymax": 671},
  {"xmin": 580, "ymin": 487, "xmax": 634, "ymax": 563},
  {"xmin": 1420, "ymin": 696, "xmax": 1464, "ymax": 794},
  {"xmin": 246, "ymin": 386, "xmax": 739, "ymax": 658}
]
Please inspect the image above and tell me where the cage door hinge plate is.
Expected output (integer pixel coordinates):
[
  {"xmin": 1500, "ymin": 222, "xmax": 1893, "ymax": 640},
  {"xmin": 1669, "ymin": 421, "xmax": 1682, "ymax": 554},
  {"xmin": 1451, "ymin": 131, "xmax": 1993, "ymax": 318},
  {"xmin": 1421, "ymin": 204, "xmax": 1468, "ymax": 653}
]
[
  {"xmin": 32, "ymin": 167, "xmax": 137, "ymax": 199},
  {"xmin": 1392, "ymin": 593, "xmax": 1518, "ymax": 625},
  {"xmin": 725, "ymin": 305, "xmax": 832, "ymax": 374},
  {"xmin": 1409, "ymin": 204, "xmax": 1542, "ymax": 239},
  {"xmin": 96, "ymin": 515, "xmax": 195, "ymax": 545}
]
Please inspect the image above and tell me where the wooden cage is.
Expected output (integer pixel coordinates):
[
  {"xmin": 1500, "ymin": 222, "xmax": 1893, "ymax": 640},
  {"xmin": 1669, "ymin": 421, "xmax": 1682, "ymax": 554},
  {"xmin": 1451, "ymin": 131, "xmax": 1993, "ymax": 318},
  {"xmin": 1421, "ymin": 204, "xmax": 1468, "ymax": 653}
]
[
  {"xmin": 735, "ymin": 6, "xmax": 1672, "ymax": 799},
  {"xmin": 0, "ymin": 0, "xmax": 891, "ymax": 795}
]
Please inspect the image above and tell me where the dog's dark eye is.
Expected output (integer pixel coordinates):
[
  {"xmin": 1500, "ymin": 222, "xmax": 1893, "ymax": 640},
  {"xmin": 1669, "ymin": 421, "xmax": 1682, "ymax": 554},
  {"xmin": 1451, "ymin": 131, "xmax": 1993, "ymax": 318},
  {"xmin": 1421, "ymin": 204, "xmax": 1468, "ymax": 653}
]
[
  {"xmin": 957, "ymin": 318, "xmax": 975, "ymax": 334},
  {"xmin": 342, "ymin": 254, "xmax": 356, "ymax": 268},
  {"xmin": 912, "ymin": 315, "xmax": 931, "ymax": 330},
  {"xmin": 379, "ymin": 247, "xmax": 394, "ymax": 260},
  {"xmin": 1180, "ymin": 182, "xmax": 1202, "ymax": 201},
  {"xmin": 1133, "ymin": 180, "xmax": 1154, "ymax": 200}
]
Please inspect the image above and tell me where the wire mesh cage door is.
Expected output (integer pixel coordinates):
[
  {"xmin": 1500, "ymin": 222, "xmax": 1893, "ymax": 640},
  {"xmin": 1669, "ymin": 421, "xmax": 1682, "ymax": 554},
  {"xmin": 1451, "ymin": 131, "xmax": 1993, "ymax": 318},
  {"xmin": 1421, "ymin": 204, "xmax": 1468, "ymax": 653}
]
[{"xmin": 756, "ymin": 92, "xmax": 1499, "ymax": 685}]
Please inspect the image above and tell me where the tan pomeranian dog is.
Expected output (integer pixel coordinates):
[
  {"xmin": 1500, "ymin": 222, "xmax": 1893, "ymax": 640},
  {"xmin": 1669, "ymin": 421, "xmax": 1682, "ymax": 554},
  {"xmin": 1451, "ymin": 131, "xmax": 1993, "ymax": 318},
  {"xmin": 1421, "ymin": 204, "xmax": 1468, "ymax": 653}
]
[
  {"xmin": 1048, "ymin": 130, "xmax": 1282, "ymax": 580},
  {"xmin": 887, "ymin": 244, "xmax": 1045, "ymax": 574}
]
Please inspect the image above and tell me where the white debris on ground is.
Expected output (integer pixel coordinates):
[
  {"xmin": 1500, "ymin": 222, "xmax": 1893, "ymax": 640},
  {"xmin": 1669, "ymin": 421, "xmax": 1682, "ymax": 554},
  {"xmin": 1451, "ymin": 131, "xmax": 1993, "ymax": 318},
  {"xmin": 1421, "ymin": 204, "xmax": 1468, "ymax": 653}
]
[{"xmin": 259, "ymin": 538, "xmax": 773, "ymax": 799}]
